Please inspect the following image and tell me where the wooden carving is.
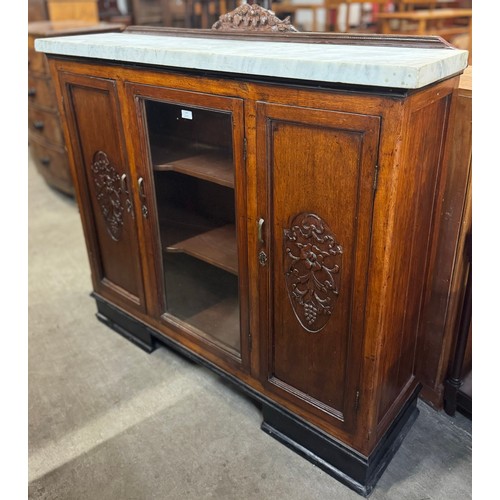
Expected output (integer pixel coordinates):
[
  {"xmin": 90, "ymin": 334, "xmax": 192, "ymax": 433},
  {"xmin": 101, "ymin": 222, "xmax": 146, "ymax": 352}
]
[
  {"xmin": 212, "ymin": 3, "xmax": 298, "ymax": 32},
  {"xmin": 284, "ymin": 213, "xmax": 342, "ymax": 332},
  {"xmin": 91, "ymin": 150, "xmax": 124, "ymax": 241}
]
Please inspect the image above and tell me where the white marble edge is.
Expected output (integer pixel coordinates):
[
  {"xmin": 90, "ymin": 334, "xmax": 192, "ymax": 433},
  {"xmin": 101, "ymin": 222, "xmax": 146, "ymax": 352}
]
[{"xmin": 35, "ymin": 32, "xmax": 468, "ymax": 89}]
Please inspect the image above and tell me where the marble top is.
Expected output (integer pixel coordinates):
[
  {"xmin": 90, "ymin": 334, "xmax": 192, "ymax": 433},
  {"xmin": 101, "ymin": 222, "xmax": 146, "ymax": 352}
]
[{"xmin": 35, "ymin": 32, "xmax": 468, "ymax": 89}]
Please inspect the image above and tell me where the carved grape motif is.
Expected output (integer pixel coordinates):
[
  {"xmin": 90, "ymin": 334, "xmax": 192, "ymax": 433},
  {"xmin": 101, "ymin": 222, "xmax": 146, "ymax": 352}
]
[
  {"xmin": 91, "ymin": 150, "xmax": 124, "ymax": 241},
  {"xmin": 284, "ymin": 213, "xmax": 342, "ymax": 332}
]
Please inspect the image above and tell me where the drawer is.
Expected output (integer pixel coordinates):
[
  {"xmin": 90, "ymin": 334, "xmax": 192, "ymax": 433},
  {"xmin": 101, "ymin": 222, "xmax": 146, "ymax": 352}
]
[
  {"xmin": 29, "ymin": 134, "xmax": 74, "ymax": 195},
  {"xmin": 28, "ymin": 74, "xmax": 57, "ymax": 110},
  {"xmin": 28, "ymin": 47, "xmax": 49, "ymax": 75},
  {"xmin": 28, "ymin": 107, "xmax": 64, "ymax": 145}
]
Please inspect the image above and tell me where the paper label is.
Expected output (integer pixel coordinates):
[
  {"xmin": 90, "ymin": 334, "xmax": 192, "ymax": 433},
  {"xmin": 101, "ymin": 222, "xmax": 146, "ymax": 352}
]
[{"xmin": 181, "ymin": 110, "xmax": 193, "ymax": 120}]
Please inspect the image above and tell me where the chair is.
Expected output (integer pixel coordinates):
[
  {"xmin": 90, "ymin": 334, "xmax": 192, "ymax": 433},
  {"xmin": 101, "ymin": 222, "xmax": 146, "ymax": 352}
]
[{"xmin": 324, "ymin": 1, "xmax": 393, "ymax": 33}]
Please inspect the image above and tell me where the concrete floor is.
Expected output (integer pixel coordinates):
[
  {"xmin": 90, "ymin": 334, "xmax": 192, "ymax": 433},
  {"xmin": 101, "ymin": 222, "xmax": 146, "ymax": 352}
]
[{"xmin": 28, "ymin": 155, "xmax": 472, "ymax": 499}]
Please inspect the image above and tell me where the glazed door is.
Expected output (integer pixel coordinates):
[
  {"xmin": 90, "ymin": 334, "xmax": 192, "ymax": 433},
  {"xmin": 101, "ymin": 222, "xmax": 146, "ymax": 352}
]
[
  {"xmin": 256, "ymin": 102, "xmax": 380, "ymax": 431},
  {"xmin": 58, "ymin": 72, "xmax": 146, "ymax": 314},
  {"xmin": 125, "ymin": 83, "xmax": 249, "ymax": 369}
]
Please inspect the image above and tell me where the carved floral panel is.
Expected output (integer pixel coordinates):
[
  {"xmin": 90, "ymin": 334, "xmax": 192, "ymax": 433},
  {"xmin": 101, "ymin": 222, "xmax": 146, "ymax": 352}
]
[
  {"xmin": 284, "ymin": 213, "xmax": 342, "ymax": 332},
  {"xmin": 90, "ymin": 150, "xmax": 124, "ymax": 241}
]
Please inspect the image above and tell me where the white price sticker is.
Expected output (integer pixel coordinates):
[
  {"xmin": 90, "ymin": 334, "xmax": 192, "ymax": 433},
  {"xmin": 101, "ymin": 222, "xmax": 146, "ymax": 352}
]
[{"xmin": 181, "ymin": 110, "xmax": 193, "ymax": 120}]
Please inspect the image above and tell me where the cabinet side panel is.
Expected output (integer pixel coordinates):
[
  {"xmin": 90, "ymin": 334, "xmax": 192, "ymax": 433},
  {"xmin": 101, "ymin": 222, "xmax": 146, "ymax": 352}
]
[
  {"xmin": 415, "ymin": 86, "xmax": 472, "ymax": 407},
  {"xmin": 62, "ymin": 78, "xmax": 145, "ymax": 309},
  {"xmin": 377, "ymin": 95, "xmax": 451, "ymax": 422}
]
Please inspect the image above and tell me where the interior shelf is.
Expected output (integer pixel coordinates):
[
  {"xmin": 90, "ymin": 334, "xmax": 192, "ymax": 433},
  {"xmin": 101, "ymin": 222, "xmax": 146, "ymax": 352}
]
[
  {"xmin": 163, "ymin": 252, "xmax": 241, "ymax": 355},
  {"xmin": 167, "ymin": 296, "xmax": 240, "ymax": 354},
  {"xmin": 165, "ymin": 224, "xmax": 238, "ymax": 275},
  {"xmin": 151, "ymin": 143, "xmax": 234, "ymax": 188}
]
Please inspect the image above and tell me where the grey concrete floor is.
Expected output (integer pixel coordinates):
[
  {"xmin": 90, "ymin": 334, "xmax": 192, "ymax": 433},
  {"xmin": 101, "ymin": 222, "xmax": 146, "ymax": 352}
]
[{"xmin": 28, "ymin": 154, "xmax": 472, "ymax": 499}]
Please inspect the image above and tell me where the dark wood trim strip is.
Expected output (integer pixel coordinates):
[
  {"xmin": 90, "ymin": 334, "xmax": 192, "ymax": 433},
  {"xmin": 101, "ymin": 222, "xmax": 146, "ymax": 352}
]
[{"xmin": 123, "ymin": 26, "xmax": 455, "ymax": 50}]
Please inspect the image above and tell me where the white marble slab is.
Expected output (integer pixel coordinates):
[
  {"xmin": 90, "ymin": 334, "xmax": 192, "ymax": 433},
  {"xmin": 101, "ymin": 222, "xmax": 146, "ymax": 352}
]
[{"xmin": 35, "ymin": 32, "xmax": 468, "ymax": 89}]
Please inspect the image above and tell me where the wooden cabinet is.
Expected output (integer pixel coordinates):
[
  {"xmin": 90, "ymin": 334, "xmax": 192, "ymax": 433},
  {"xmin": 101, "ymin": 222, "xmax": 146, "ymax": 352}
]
[
  {"xmin": 40, "ymin": 21, "xmax": 467, "ymax": 496},
  {"xmin": 28, "ymin": 21, "xmax": 124, "ymax": 196}
]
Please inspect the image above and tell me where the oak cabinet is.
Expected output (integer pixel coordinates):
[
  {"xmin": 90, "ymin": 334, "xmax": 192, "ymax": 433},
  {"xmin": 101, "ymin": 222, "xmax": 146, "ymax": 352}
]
[{"xmin": 39, "ymin": 23, "xmax": 467, "ymax": 495}]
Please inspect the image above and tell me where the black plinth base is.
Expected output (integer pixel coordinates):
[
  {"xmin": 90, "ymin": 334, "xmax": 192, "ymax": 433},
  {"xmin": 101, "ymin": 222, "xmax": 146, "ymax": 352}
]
[
  {"xmin": 92, "ymin": 294, "xmax": 419, "ymax": 497},
  {"xmin": 93, "ymin": 294, "xmax": 157, "ymax": 353},
  {"xmin": 261, "ymin": 390, "xmax": 419, "ymax": 497}
]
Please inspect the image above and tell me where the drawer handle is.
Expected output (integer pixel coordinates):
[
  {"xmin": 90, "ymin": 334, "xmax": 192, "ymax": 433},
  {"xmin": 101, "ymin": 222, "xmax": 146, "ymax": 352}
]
[
  {"xmin": 33, "ymin": 120, "xmax": 45, "ymax": 131},
  {"xmin": 40, "ymin": 156, "xmax": 50, "ymax": 167},
  {"xmin": 257, "ymin": 218, "xmax": 265, "ymax": 244},
  {"xmin": 120, "ymin": 173, "xmax": 129, "ymax": 194},
  {"xmin": 28, "ymin": 87, "xmax": 37, "ymax": 97},
  {"xmin": 121, "ymin": 173, "xmax": 134, "ymax": 217}
]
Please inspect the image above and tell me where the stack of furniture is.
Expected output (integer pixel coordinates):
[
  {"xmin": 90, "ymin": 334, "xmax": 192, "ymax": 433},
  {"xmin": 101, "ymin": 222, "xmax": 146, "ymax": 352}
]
[{"xmin": 28, "ymin": 20, "xmax": 124, "ymax": 195}]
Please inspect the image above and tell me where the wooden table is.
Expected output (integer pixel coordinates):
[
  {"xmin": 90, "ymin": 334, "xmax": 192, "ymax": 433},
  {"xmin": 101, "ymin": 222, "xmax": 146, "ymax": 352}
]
[
  {"xmin": 377, "ymin": 7, "xmax": 472, "ymax": 38},
  {"xmin": 394, "ymin": 0, "xmax": 460, "ymax": 10},
  {"xmin": 272, "ymin": 1, "xmax": 402, "ymax": 33}
]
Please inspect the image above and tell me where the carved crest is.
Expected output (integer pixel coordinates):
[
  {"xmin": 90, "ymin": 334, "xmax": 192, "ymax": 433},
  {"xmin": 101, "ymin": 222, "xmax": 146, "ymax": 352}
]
[
  {"xmin": 212, "ymin": 3, "xmax": 298, "ymax": 32},
  {"xmin": 91, "ymin": 151, "xmax": 124, "ymax": 241},
  {"xmin": 284, "ymin": 213, "xmax": 342, "ymax": 332}
]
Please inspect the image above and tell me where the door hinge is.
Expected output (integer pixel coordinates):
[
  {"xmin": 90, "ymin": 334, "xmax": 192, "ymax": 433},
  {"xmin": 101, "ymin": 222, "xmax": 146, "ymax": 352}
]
[
  {"xmin": 243, "ymin": 137, "xmax": 247, "ymax": 161},
  {"xmin": 373, "ymin": 165, "xmax": 379, "ymax": 191},
  {"xmin": 354, "ymin": 390, "xmax": 360, "ymax": 412},
  {"xmin": 248, "ymin": 330, "xmax": 252, "ymax": 351}
]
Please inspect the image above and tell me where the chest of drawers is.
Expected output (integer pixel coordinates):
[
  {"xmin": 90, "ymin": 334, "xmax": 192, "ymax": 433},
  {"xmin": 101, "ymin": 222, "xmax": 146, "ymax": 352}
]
[{"xmin": 28, "ymin": 20, "xmax": 123, "ymax": 195}]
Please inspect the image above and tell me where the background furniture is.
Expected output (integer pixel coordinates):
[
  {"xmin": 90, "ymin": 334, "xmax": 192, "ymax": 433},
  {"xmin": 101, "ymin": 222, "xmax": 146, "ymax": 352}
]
[
  {"xmin": 47, "ymin": 0, "xmax": 100, "ymax": 21},
  {"xmin": 28, "ymin": 21, "xmax": 124, "ymax": 195},
  {"xmin": 323, "ymin": 1, "xmax": 392, "ymax": 32},
  {"xmin": 377, "ymin": 7, "xmax": 471, "ymax": 35},
  {"xmin": 443, "ymin": 231, "xmax": 471, "ymax": 418},
  {"xmin": 29, "ymin": 0, "xmax": 49, "ymax": 21},
  {"xmin": 128, "ymin": 0, "xmax": 164, "ymax": 24},
  {"xmin": 98, "ymin": 0, "xmax": 132, "ymax": 23},
  {"xmin": 161, "ymin": 0, "xmax": 187, "ymax": 27}
]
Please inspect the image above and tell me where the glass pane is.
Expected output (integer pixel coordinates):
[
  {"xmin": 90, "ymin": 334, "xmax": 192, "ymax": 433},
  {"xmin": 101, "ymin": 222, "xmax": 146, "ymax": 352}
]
[{"xmin": 145, "ymin": 99, "xmax": 240, "ymax": 356}]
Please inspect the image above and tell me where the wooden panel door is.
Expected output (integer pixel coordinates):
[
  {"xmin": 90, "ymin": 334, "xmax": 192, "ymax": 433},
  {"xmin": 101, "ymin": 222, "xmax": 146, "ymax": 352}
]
[
  {"xmin": 256, "ymin": 102, "xmax": 380, "ymax": 431},
  {"xmin": 58, "ymin": 72, "xmax": 146, "ymax": 314}
]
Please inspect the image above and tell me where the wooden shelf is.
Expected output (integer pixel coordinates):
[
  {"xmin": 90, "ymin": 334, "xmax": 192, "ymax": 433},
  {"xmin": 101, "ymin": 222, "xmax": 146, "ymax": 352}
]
[
  {"xmin": 163, "ymin": 251, "xmax": 241, "ymax": 355},
  {"xmin": 166, "ymin": 224, "xmax": 238, "ymax": 275},
  {"xmin": 152, "ymin": 143, "xmax": 234, "ymax": 188},
  {"xmin": 171, "ymin": 296, "xmax": 241, "ymax": 354}
]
